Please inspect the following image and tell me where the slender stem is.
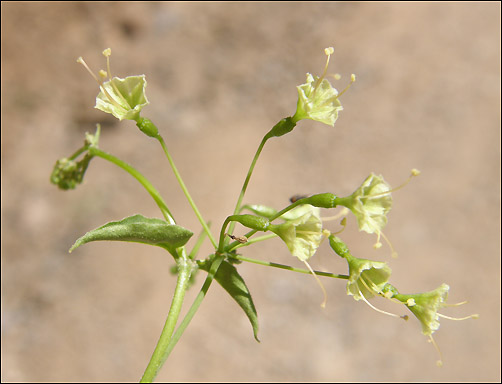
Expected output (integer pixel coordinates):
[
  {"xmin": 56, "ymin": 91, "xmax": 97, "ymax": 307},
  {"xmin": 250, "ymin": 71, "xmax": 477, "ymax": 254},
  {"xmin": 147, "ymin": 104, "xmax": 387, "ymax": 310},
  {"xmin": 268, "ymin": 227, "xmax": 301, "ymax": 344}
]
[
  {"xmin": 188, "ymin": 223, "xmax": 211, "ymax": 260},
  {"xmin": 228, "ymin": 117, "xmax": 296, "ymax": 235},
  {"xmin": 88, "ymin": 147, "xmax": 175, "ymax": 224},
  {"xmin": 68, "ymin": 146, "xmax": 88, "ymax": 161},
  {"xmin": 218, "ymin": 216, "xmax": 233, "ymax": 253},
  {"xmin": 232, "ymin": 136, "xmax": 268, "ymax": 216},
  {"xmin": 228, "ymin": 254, "xmax": 349, "ymax": 280},
  {"xmin": 227, "ymin": 136, "xmax": 268, "ymax": 238},
  {"xmin": 156, "ymin": 136, "xmax": 217, "ymax": 249},
  {"xmin": 158, "ymin": 255, "xmax": 224, "ymax": 370},
  {"xmin": 140, "ymin": 256, "xmax": 194, "ymax": 383}
]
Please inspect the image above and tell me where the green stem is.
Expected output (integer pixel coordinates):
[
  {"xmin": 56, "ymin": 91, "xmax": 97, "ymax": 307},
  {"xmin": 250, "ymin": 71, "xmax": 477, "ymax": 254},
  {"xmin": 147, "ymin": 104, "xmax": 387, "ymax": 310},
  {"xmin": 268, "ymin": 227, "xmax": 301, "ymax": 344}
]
[
  {"xmin": 228, "ymin": 253, "xmax": 349, "ymax": 280},
  {"xmin": 68, "ymin": 146, "xmax": 88, "ymax": 161},
  {"xmin": 88, "ymin": 147, "xmax": 175, "ymax": 224},
  {"xmin": 229, "ymin": 117, "xmax": 296, "ymax": 231},
  {"xmin": 156, "ymin": 135, "xmax": 217, "ymax": 249},
  {"xmin": 140, "ymin": 255, "xmax": 194, "ymax": 383},
  {"xmin": 157, "ymin": 255, "xmax": 224, "ymax": 371},
  {"xmin": 188, "ymin": 223, "xmax": 211, "ymax": 260},
  {"xmin": 232, "ymin": 136, "xmax": 268, "ymax": 218}
]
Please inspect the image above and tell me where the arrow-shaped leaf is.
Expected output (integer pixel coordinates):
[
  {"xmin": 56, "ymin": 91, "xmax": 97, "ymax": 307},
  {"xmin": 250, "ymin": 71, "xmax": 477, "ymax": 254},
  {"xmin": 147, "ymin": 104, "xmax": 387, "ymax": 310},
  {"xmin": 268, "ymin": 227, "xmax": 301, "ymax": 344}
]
[
  {"xmin": 69, "ymin": 214, "xmax": 193, "ymax": 253},
  {"xmin": 199, "ymin": 259, "xmax": 259, "ymax": 342}
]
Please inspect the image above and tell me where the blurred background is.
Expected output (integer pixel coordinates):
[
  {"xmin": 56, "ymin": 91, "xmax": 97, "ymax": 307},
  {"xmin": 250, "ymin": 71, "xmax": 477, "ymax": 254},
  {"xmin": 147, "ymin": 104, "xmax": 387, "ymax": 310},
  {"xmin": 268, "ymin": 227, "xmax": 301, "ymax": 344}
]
[{"xmin": 1, "ymin": 2, "xmax": 500, "ymax": 382}]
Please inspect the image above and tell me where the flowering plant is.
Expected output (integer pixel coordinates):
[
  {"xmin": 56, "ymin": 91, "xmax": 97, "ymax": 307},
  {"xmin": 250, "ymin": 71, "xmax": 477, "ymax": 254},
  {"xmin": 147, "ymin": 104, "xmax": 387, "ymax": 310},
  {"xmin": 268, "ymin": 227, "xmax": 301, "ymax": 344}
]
[{"xmin": 51, "ymin": 47, "xmax": 477, "ymax": 381}]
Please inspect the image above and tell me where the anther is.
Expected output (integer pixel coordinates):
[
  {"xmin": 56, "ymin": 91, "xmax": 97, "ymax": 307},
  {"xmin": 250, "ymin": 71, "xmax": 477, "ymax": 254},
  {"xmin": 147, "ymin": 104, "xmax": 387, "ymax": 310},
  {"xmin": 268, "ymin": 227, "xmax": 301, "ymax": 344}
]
[{"xmin": 303, "ymin": 260, "xmax": 328, "ymax": 308}]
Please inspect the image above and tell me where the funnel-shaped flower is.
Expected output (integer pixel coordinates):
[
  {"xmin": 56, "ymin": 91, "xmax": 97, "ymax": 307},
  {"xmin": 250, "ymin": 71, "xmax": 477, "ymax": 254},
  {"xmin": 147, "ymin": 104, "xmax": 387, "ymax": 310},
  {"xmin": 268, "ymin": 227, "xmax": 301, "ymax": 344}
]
[
  {"xmin": 77, "ymin": 48, "xmax": 149, "ymax": 122},
  {"xmin": 383, "ymin": 282, "xmax": 479, "ymax": 366},
  {"xmin": 293, "ymin": 73, "xmax": 343, "ymax": 126},
  {"xmin": 292, "ymin": 47, "xmax": 354, "ymax": 127},
  {"xmin": 329, "ymin": 236, "xmax": 391, "ymax": 301},
  {"xmin": 345, "ymin": 254, "xmax": 391, "ymax": 301},
  {"xmin": 269, "ymin": 205, "xmax": 323, "ymax": 261},
  {"xmin": 336, "ymin": 173, "xmax": 392, "ymax": 237},
  {"xmin": 95, "ymin": 75, "xmax": 148, "ymax": 121},
  {"xmin": 390, "ymin": 283, "xmax": 450, "ymax": 336}
]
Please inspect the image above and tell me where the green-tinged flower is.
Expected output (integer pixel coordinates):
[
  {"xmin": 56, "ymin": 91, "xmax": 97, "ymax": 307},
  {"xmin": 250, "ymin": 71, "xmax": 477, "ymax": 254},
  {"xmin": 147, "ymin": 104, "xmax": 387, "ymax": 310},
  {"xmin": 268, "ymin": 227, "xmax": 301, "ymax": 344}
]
[
  {"xmin": 336, "ymin": 173, "xmax": 392, "ymax": 244},
  {"xmin": 346, "ymin": 255, "xmax": 390, "ymax": 301},
  {"xmin": 329, "ymin": 236, "xmax": 391, "ymax": 301},
  {"xmin": 269, "ymin": 205, "xmax": 323, "ymax": 261},
  {"xmin": 293, "ymin": 73, "xmax": 343, "ymax": 126},
  {"xmin": 77, "ymin": 48, "xmax": 149, "ymax": 121},
  {"xmin": 394, "ymin": 283, "xmax": 449, "ymax": 336},
  {"xmin": 384, "ymin": 283, "xmax": 479, "ymax": 366},
  {"xmin": 387, "ymin": 283, "xmax": 479, "ymax": 336},
  {"xmin": 95, "ymin": 75, "xmax": 148, "ymax": 121},
  {"xmin": 292, "ymin": 47, "xmax": 354, "ymax": 127},
  {"xmin": 346, "ymin": 256, "xmax": 391, "ymax": 301}
]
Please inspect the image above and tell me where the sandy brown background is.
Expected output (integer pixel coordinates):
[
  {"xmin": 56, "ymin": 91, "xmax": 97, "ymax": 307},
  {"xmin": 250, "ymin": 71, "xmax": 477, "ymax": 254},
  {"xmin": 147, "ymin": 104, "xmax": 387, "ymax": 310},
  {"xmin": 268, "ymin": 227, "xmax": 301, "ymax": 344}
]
[{"xmin": 1, "ymin": 2, "xmax": 500, "ymax": 382}]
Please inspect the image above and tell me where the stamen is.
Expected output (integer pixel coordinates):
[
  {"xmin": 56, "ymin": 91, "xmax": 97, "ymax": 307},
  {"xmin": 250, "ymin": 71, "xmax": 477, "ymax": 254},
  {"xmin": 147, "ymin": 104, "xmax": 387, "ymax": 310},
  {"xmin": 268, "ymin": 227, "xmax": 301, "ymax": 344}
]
[
  {"xmin": 372, "ymin": 230, "xmax": 383, "ymax": 250},
  {"xmin": 313, "ymin": 47, "xmax": 334, "ymax": 96},
  {"xmin": 101, "ymin": 48, "xmax": 132, "ymax": 109},
  {"xmin": 357, "ymin": 275, "xmax": 409, "ymax": 320},
  {"xmin": 322, "ymin": 47, "xmax": 334, "ymax": 80},
  {"xmin": 443, "ymin": 300, "xmax": 468, "ymax": 307},
  {"xmin": 102, "ymin": 48, "xmax": 112, "ymax": 76},
  {"xmin": 303, "ymin": 260, "xmax": 328, "ymax": 308},
  {"xmin": 337, "ymin": 73, "xmax": 356, "ymax": 98},
  {"xmin": 321, "ymin": 209, "xmax": 349, "ymax": 235},
  {"xmin": 360, "ymin": 169, "xmax": 420, "ymax": 202},
  {"xmin": 428, "ymin": 335, "xmax": 444, "ymax": 367},
  {"xmin": 317, "ymin": 229, "xmax": 332, "ymax": 247},
  {"xmin": 379, "ymin": 231, "xmax": 398, "ymax": 258},
  {"xmin": 437, "ymin": 313, "xmax": 479, "ymax": 321},
  {"xmin": 76, "ymin": 57, "xmax": 100, "ymax": 83},
  {"xmin": 77, "ymin": 55, "xmax": 126, "ymax": 111},
  {"xmin": 321, "ymin": 207, "xmax": 350, "ymax": 222},
  {"xmin": 356, "ymin": 283, "xmax": 404, "ymax": 319}
]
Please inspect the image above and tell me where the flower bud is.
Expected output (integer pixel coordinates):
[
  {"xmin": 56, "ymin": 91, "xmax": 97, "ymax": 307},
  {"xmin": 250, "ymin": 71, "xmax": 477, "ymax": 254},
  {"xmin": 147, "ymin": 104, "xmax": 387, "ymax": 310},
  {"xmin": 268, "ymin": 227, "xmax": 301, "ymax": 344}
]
[
  {"xmin": 228, "ymin": 214, "xmax": 270, "ymax": 231},
  {"xmin": 50, "ymin": 154, "xmax": 93, "ymax": 190},
  {"xmin": 136, "ymin": 117, "xmax": 159, "ymax": 138},
  {"xmin": 328, "ymin": 235, "xmax": 350, "ymax": 258},
  {"xmin": 265, "ymin": 117, "xmax": 296, "ymax": 139},
  {"xmin": 305, "ymin": 193, "xmax": 337, "ymax": 208}
]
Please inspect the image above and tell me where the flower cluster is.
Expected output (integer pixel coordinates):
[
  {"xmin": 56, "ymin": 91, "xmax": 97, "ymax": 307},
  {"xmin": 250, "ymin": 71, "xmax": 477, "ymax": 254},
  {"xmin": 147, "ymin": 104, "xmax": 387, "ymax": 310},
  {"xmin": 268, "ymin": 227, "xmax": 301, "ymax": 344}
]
[
  {"xmin": 72, "ymin": 47, "xmax": 477, "ymax": 368},
  {"xmin": 329, "ymin": 234, "xmax": 478, "ymax": 366}
]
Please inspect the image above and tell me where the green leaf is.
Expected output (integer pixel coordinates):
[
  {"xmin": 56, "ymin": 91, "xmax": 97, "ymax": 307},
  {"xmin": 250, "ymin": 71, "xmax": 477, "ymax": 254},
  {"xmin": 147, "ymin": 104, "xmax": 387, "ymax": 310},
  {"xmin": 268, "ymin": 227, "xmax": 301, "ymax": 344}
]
[
  {"xmin": 199, "ymin": 259, "xmax": 259, "ymax": 342},
  {"xmin": 69, "ymin": 214, "xmax": 193, "ymax": 253}
]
